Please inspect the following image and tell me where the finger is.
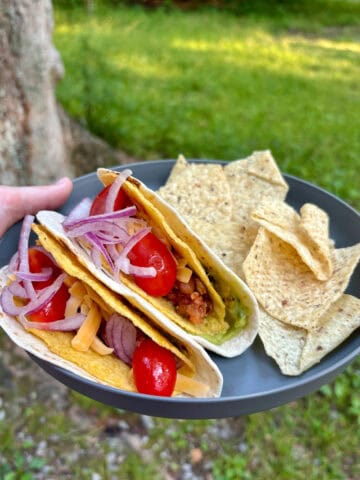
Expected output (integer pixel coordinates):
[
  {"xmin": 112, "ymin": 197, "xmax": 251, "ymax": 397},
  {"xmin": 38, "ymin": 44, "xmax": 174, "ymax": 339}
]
[
  {"xmin": 0, "ymin": 178, "xmax": 73, "ymax": 238},
  {"xmin": 18, "ymin": 177, "xmax": 73, "ymax": 214}
]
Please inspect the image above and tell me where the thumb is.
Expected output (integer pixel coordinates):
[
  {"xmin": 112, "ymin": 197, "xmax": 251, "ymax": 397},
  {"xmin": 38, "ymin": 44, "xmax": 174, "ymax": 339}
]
[{"xmin": 0, "ymin": 177, "xmax": 73, "ymax": 238}]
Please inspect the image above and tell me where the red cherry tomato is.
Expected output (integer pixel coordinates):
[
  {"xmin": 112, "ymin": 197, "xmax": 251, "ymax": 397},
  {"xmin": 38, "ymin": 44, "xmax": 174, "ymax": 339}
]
[
  {"xmin": 128, "ymin": 232, "xmax": 177, "ymax": 297},
  {"xmin": 27, "ymin": 282, "xmax": 70, "ymax": 323},
  {"xmin": 90, "ymin": 185, "xmax": 130, "ymax": 215},
  {"xmin": 28, "ymin": 248, "xmax": 61, "ymax": 289},
  {"xmin": 132, "ymin": 338, "xmax": 177, "ymax": 396}
]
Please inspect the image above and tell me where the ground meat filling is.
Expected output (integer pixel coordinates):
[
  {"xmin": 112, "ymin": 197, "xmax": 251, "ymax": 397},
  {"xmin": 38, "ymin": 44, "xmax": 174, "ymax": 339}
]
[{"xmin": 166, "ymin": 275, "xmax": 213, "ymax": 324}]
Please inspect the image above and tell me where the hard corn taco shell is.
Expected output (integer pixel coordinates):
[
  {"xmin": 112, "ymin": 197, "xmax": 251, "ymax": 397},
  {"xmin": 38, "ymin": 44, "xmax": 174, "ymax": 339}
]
[
  {"xmin": 0, "ymin": 225, "xmax": 223, "ymax": 398},
  {"xmin": 36, "ymin": 168, "xmax": 258, "ymax": 357}
]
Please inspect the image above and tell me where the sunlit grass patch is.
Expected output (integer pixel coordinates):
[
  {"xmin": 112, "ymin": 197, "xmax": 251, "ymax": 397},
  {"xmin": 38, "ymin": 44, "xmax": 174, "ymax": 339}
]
[{"xmin": 54, "ymin": 4, "xmax": 360, "ymax": 207}]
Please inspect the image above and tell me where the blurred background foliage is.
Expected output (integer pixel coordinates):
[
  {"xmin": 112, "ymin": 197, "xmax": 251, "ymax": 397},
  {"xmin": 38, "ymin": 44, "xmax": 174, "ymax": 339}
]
[{"xmin": 53, "ymin": 0, "xmax": 360, "ymax": 207}]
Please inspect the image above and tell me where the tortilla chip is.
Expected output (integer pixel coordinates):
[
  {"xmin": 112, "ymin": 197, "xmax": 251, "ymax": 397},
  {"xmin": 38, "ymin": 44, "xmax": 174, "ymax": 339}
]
[
  {"xmin": 258, "ymin": 308, "xmax": 306, "ymax": 376},
  {"xmin": 158, "ymin": 156, "xmax": 232, "ymax": 222},
  {"xmin": 224, "ymin": 150, "xmax": 289, "ymax": 225},
  {"xmin": 164, "ymin": 154, "xmax": 188, "ymax": 184},
  {"xmin": 251, "ymin": 201, "xmax": 333, "ymax": 281},
  {"xmin": 300, "ymin": 203, "xmax": 333, "ymax": 270},
  {"xmin": 185, "ymin": 218, "xmax": 257, "ymax": 280},
  {"xmin": 235, "ymin": 150, "xmax": 289, "ymax": 187},
  {"xmin": 158, "ymin": 152, "xmax": 287, "ymax": 282},
  {"xmin": 258, "ymin": 294, "xmax": 360, "ymax": 375},
  {"xmin": 243, "ymin": 227, "xmax": 360, "ymax": 330}
]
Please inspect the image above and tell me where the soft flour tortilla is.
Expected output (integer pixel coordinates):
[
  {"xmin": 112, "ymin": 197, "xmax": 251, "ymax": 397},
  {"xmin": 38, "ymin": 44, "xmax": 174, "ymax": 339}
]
[
  {"xmin": 258, "ymin": 294, "xmax": 360, "ymax": 375},
  {"xmin": 0, "ymin": 227, "xmax": 223, "ymax": 397},
  {"xmin": 36, "ymin": 169, "xmax": 258, "ymax": 358}
]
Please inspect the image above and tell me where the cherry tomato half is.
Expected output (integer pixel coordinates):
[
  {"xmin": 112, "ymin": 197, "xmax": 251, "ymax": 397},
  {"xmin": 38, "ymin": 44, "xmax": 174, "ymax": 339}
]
[
  {"xmin": 27, "ymin": 282, "xmax": 70, "ymax": 323},
  {"xmin": 28, "ymin": 248, "xmax": 61, "ymax": 290},
  {"xmin": 128, "ymin": 232, "xmax": 177, "ymax": 297},
  {"xmin": 132, "ymin": 338, "xmax": 177, "ymax": 396},
  {"xmin": 90, "ymin": 185, "xmax": 130, "ymax": 215}
]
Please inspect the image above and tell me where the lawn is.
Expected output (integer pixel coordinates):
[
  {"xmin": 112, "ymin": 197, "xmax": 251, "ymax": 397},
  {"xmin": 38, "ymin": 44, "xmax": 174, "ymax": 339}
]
[
  {"xmin": 54, "ymin": 0, "xmax": 360, "ymax": 208},
  {"xmin": 1, "ymin": 1, "xmax": 359, "ymax": 479}
]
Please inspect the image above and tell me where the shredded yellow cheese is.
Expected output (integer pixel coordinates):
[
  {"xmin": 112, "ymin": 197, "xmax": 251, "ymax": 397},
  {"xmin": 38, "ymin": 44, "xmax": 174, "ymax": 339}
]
[
  {"xmin": 71, "ymin": 302, "xmax": 102, "ymax": 352},
  {"xmin": 175, "ymin": 373, "xmax": 209, "ymax": 397},
  {"xmin": 63, "ymin": 276, "xmax": 74, "ymax": 288},
  {"xmin": 80, "ymin": 295, "xmax": 93, "ymax": 315},
  {"xmin": 91, "ymin": 336, "xmax": 114, "ymax": 356},
  {"xmin": 64, "ymin": 295, "xmax": 82, "ymax": 317},
  {"xmin": 69, "ymin": 280, "xmax": 87, "ymax": 299},
  {"xmin": 176, "ymin": 266, "xmax": 192, "ymax": 283}
]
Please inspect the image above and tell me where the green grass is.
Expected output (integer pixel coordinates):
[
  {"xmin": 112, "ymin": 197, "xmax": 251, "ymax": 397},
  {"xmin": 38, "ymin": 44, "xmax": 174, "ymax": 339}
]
[{"xmin": 54, "ymin": 1, "xmax": 360, "ymax": 208}]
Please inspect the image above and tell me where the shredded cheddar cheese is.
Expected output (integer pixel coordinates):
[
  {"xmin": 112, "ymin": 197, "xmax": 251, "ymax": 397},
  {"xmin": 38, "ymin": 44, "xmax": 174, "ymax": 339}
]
[
  {"xmin": 91, "ymin": 336, "xmax": 114, "ymax": 356},
  {"xmin": 71, "ymin": 302, "xmax": 102, "ymax": 352},
  {"xmin": 175, "ymin": 373, "xmax": 209, "ymax": 397},
  {"xmin": 176, "ymin": 266, "xmax": 192, "ymax": 283}
]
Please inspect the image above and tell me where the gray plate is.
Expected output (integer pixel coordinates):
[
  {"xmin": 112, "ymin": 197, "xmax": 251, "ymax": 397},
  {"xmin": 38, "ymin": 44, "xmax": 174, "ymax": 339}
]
[{"xmin": 1, "ymin": 160, "xmax": 359, "ymax": 419}]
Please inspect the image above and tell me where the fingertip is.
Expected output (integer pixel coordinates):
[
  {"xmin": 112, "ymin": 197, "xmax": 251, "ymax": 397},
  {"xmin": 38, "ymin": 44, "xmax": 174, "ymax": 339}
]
[{"xmin": 55, "ymin": 176, "xmax": 73, "ymax": 187}]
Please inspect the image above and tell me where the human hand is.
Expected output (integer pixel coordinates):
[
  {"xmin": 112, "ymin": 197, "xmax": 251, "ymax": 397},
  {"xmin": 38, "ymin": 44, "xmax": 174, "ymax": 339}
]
[{"xmin": 0, "ymin": 177, "xmax": 73, "ymax": 238}]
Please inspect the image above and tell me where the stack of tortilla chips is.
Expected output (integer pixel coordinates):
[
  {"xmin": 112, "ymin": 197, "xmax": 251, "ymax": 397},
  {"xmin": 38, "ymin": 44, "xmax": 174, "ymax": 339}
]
[{"xmin": 158, "ymin": 152, "xmax": 360, "ymax": 375}]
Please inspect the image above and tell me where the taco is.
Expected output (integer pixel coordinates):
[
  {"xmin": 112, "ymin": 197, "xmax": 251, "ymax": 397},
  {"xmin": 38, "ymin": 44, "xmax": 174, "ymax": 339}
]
[
  {"xmin": 36, "ymin": 168, "xmax": 258, "ymax": 357},
  {"xmin": 0, "ymin": 215, "xmax": 223, "ymax": 398}
]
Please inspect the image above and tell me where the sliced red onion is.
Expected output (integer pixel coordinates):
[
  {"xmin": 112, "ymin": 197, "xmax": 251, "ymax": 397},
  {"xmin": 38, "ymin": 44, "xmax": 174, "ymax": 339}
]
[
  {"xmin": 95, "ymin": 231, "xmax": 130, "ymax": 245},
  {"xmin": 120, "ymin": 317, "xmax": 137, "ymax": 362},
  {"xmin": 105, "ymin": 169, "xmax": 132, "ymax": 213},
  {"xmin": 18, "ymin": 215, "xmax": 34, "ymax": 272},
  {"xmin": 104, "ymin": 315, "xmax": 115, "ymax": 348},
  {"xmin": 85, "ymin": 232, "xmax": 114, "ymax": 270},
  {"xmin": 65, "ymin": 219, "xmax": 131, "ymax": 241},
  {"xmin": 19, "ymin": 312, "xmax": 85, "ymax": 331},
  {"xmin": 108, "ymin": 313, "xmax": 137, "ymax": 365},
  {"xmin": 1, "ymin": 273, "xmax": 67, "ymax": 318},
  {"xmin": 114, "ymin": 227, "xmax": 156, "ymax": 278},
  {"xmin": 65, "ymin": 197, "xmax": 92, "ymax": 224},
  {"xmin": 60, "ymin": 175, "xmax": 159, "ymax": 280},
  {"xmin": 25, "ymin": 273, "xmax": 67, "ymax": 316},
  {"xmin": 127, "ymin": 264, "xmax": 157, "ymax": 278},
  {"xmin": 0, "ymin": 286, "xmax": 27, "ymax": 316},
  {"xmin": 8, "ymin": 281, "xmax": 26, "ymax": 298},
  {"xmin": 8, "ymin": 252, "xmax": 19, "ymax": 273},
  {"xmin": 106, "ymin": 244, "xmax": 120, "ymax": 265},
  {"xmin": 18, "ymin": 215, "xmax": 36, "ymax": 301},
  {"xmin": 63, "ymin": 206, "xmax": 136, "ymax": 231},
  {"xmin": 31, "ymin": 246, "xmax": 58, "ymax": 264},
  {"xmin": 15, "ymin": 268, "xmax": 52, "ymax": 282}
]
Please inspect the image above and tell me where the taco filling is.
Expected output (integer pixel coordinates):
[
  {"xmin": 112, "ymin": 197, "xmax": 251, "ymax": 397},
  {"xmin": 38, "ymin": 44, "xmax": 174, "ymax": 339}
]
[
  {"xmin": 0, "ymin": 215, "xmax": 217, "ymax": 397},
  {"xmin": 61, "ymin": 169, "xmax": 226, "ymax": 338}
]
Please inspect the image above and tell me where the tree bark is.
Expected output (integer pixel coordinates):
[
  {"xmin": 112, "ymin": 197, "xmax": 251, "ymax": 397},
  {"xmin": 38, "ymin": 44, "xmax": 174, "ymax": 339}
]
[
  {"xmin": 0, "ymin": 0, "xmax": 72, "ymax": 185},
  {"xmin": 0, "ymin": 0, "xmax": 135, "ymax": 187}
]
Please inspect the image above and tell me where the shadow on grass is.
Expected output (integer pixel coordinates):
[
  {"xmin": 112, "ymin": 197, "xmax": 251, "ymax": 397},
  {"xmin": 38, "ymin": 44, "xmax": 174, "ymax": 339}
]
[{"xmin": 54, "ymin": 0, "xmax": 360, "ymax": 26}]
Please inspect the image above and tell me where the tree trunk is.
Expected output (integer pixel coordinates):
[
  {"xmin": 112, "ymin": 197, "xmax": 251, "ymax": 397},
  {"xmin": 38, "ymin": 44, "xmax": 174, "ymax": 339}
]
[{"xmin": 0, "ymin": 0, "xmax": 135, "ymax": 187}]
